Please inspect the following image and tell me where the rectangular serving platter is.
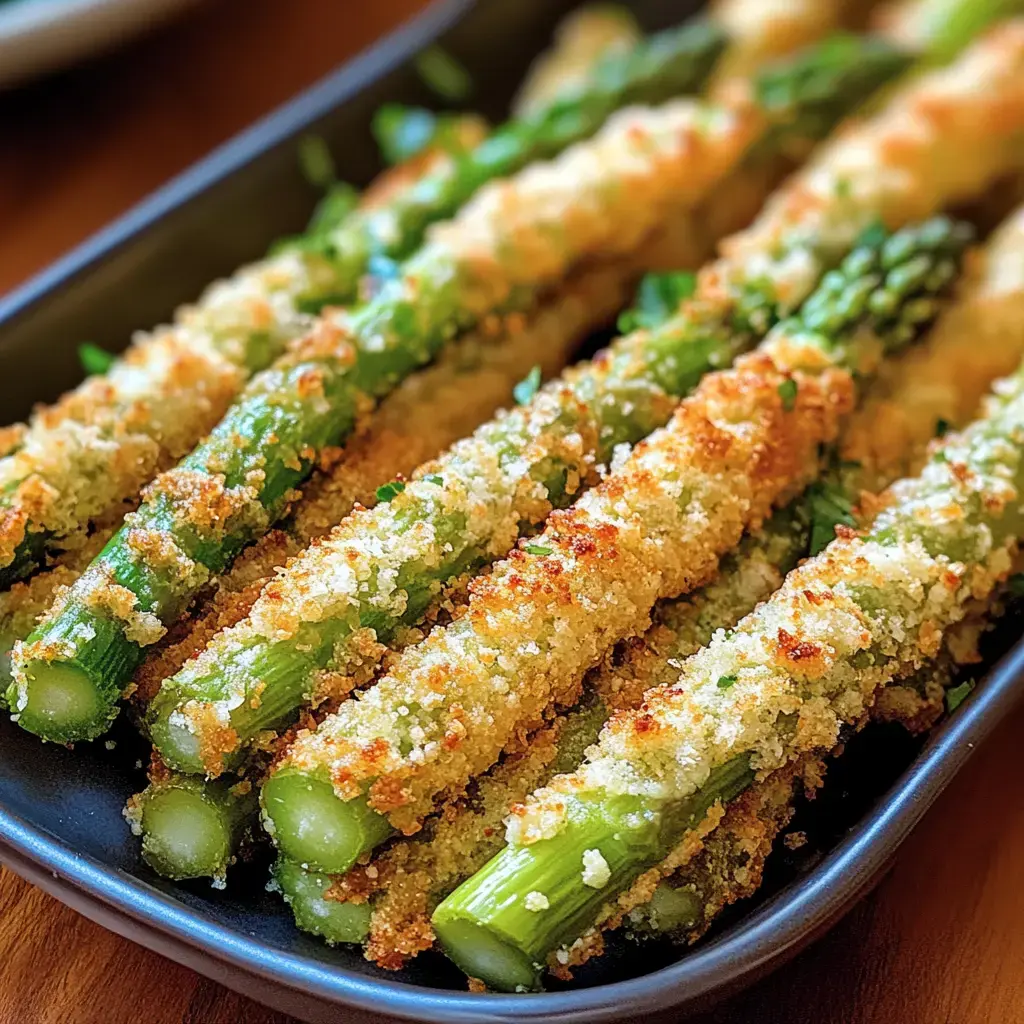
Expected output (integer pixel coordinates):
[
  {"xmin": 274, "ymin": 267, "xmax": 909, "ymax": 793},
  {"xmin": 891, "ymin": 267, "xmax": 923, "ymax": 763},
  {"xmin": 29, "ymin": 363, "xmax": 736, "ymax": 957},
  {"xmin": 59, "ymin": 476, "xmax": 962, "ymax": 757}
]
[{"xmin": 0, "ymin": 2, "xmax": 1022, "ymax": 1021}]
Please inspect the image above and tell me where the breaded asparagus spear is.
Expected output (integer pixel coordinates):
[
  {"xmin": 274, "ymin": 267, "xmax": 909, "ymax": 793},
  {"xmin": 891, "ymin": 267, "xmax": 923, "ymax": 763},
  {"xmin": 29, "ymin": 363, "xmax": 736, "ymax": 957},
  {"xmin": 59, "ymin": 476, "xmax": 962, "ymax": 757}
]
[
  {"xmin": 261, "ymin": 215, "xmax": 972, "ymax": 875},
  {"xmin": 347, "ymin": 203, "xmax": 1024, "ymax": 964},
  {"xmin": 258, "ymin": 24, "xmax": 1024, "ymax": 876},
  {"xmin": 127, "ymin": 265, "xmax": 646, "ymax": 883},
  {"xmin": 0, "ymin": 17, "xmax": 726, "ymax": 590},
  {"xmin": 434, "ymin": 345, "xmax": 1024, "ymax": 990},
  {"xmin": 138, "ymin": 36, "xmax": 923, "ymax": 778},
  {"xmin": 10, "ymin": 94, "xmax": 760, "ymax": 745}
]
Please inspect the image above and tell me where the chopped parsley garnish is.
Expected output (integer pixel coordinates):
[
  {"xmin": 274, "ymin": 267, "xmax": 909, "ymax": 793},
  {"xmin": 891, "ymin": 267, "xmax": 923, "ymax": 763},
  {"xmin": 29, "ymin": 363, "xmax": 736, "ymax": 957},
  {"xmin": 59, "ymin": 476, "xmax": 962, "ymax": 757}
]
[
  {"xmin": 935, "ymin": 417, "xmax": 950, "ymax": 438},
  {"xmin": 1008, "ymin": 573, "xmax": 1024, "ymax": 597},
  {"xmin": 414, "ymin": 46, "xmax": 472, "ymax": 101},
  {"xmin": 513, "ymin": 365, "xmax": 542, "ymax": 405},
  {"xmin": 807, "ymin": 479, "xmax": 857, "ymax": 556},
  {"xmin": 78, "ymin": 343, "xmax": 116, "ymax": 376},
  {"xmin": 371, "ymin": 104, "xmax": 469, "ymax": 166},
  {"xmin": 945, "ymin": 679, "xmax": 976, "ymax": 714},
  {"xmin": 424, "ymin": 474, "xmax": 444, "ymax": 487},
  {"xmin": 525, "ymin": 544, "xmax": 553, "ymax": 556},
  {"xmin": 298, "ymin": 135, "xmax": 336, "ymax": 190},
  {"xmin": 306, "ymin": 181, "xmax": 358, "ymax": 235},
  {"xmin": 716, "ymin": 674, "xmax": 738, "ymax": 690},
  {"xmin": 778, "ymin": 378, "xmax": 798, "ymax": 411},
  {"xmin": 617, "ymin": 271, "xmax": 696, "ymax": 333},
  {"xmin": 375, "ymin": 480, "xmax": 406, "ymax": 502}
]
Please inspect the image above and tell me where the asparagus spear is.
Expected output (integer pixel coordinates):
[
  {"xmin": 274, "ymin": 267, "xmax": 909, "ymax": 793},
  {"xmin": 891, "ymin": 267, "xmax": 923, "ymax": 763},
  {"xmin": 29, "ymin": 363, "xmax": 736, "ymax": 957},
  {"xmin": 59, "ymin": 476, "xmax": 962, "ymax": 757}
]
[
  {"xmin": 258, "ymin": 23, "xmax": 1024, "ymax": 874},
  {"xmin": 124, "ymin": 770, "xmax": 258, "ymax": 883},
  {"xmin": 128, "ymin": 264, "xmax": 651, "ymax": 882},
  {"xmin": 434, "ymin": 344, "xmax": 1024, "ymax": 989},
  {"xmin": 0, "ymin": 18, "xmax": 726, "ymax": 591},
  {"xmin": 261, "ymin": 214, "xmax": 972, "ymax": 875},
  {"xmin": 140, "ymin": 35, "xmax": 926, "ymax": 777},
  {"xmin": 342, "ymin": 201, "xmax": 1024, "ymax": 964},
  {"xmin": 9, "ymin": 93, "xmax": 762, "ymax": 746},
  {"xmin": 271, "ymin": 857, "xmax": 372, "ymax": 946}
]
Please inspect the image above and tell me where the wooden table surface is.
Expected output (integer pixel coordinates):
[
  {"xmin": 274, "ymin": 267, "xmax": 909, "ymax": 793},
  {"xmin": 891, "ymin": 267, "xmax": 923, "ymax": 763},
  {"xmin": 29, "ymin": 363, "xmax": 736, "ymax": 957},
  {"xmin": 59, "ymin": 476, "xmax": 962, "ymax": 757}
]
[{"xmin": 1, "ymin": 2, "xmax": 1023, "ymax": 1022}]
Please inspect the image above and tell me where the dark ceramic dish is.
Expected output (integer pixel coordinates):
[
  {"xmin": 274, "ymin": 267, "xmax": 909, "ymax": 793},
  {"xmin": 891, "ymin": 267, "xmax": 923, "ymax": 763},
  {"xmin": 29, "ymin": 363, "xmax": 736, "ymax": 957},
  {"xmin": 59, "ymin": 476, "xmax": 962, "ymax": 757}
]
[{"xmin": 1, "ymin": 2, "xmax": 1022, "ymax": 1021}]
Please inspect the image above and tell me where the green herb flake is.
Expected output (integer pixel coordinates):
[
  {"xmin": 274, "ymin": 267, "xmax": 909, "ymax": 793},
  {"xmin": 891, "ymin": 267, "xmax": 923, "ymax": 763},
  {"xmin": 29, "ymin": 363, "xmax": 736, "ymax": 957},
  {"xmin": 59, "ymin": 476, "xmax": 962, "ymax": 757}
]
[
  {"xmin": 78, "ymin": 343, "xmax": 116, "ymax": 376},
  {"xmin": 617, "ymin": 270, "xmax": 696, "ymax": 333},
  {"xmin": 807, "ymin": 479, "xmax": 857, "ymax": 556},
  {"xmin": 306, "ymin": 181, "xmax": 358, "ymax": 235},
  {"xmin": 414, "ymin": 46, "xmax": 472, "ymax": 101},
  {"xmin": 298, "ymin": 135, "xmax": 336, "ymax": 190},
  {"xmin": 716, "ymin": 675, "xmax": 738, "ymax": 690},
  {"xmin": 935, "ymin": 417, "xmax": 950, "ymax": 438},
  {"xmin": 513, "ymin": 365, "xmax": 542, "ymax": 406},
  {"xmin": 1007, "ymin": 573, "xmax": 1024, "ymax": 597},
  {"xmin": 424, "ymin": 474, "xmax": 444, "ymax": 487},
  {"xmin": 372, "ymin": 104, "xmax": 449, "ymax": 166},
  {"xmin": 835, "ymin": 177, "xmax": 852, "ymax": 199},
  {"xmin": 524, "ymin": 544, "xmax": 553, "ymax": 556},
  {"xmin": 778, "ymin": 378, "xmax": 798, "ymax": 411},
  {"xmin": 945, "ymin": 679, "xmax": 976, "ymax": 714},
  {"xmin": 375, "ymin": 480, "xmax": 407, "ymax": 503}
]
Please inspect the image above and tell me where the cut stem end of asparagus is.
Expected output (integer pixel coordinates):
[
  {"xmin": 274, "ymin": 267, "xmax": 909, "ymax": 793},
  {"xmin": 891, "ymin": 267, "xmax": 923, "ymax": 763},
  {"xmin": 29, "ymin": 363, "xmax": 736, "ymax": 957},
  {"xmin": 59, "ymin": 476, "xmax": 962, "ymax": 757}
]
[
  {"xmin": 147, "ymin": 706, "xmax": 216, "ymax": 776},
  {"xmin": 262, "ymin": 772, "xmax": 393, "ymax": 875},
  {"xmin": 10, "ymin": 661, "xmax": 108, "ymax": 743},
  {"xmin": 141, "ymin": 787, "xmax": 236, "ymax": 881},
  {"xmin": 272, "ymin": 858, "xmax": 372, "ymax": 946},
  {"xmin": 432, "ymin": 918, "xmax": 541, "ymax": 993}
]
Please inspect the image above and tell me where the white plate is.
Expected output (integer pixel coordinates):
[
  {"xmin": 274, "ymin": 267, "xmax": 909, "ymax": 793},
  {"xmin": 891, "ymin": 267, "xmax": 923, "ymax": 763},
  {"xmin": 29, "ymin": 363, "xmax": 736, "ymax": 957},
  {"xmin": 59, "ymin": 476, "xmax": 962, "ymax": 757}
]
[{"xmin": 0, "ymin": 0, "xmax": 198, "ymax": 88}]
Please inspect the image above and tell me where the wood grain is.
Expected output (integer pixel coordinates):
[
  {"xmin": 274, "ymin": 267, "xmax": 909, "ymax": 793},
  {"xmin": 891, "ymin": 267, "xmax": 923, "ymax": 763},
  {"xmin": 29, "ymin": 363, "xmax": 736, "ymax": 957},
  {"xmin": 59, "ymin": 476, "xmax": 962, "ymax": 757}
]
[{"xmin": 1, "ymin": 2, "xmax": 1023, "ymax": 1022}]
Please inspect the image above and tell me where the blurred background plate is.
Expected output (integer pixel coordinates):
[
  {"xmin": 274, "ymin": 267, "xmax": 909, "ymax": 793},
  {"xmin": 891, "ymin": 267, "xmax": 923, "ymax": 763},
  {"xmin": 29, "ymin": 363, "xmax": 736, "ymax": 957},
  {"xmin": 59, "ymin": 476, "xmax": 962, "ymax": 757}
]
[{"xmin": 0, "ymin": 0, "xmax": 198, "ymax": 87}]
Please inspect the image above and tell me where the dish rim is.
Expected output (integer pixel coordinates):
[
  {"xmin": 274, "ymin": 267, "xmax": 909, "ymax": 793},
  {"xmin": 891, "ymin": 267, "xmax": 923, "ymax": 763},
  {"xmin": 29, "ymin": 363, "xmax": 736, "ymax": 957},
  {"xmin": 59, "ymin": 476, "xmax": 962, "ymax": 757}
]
[{"xmin": 1, "ymin": 0, "xmax": 1022, "ymax": 1019}]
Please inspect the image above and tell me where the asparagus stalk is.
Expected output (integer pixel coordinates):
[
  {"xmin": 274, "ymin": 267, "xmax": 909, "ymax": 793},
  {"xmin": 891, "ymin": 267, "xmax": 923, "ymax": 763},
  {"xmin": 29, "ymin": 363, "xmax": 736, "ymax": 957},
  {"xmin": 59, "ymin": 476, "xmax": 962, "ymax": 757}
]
[
  {"xmin": 141, "ymin": 36, "xmax": 924, "ymax": 777},
  {"xmin": 259, "ymin": 24, "xmax": 1024, "ymax": 875},
  {"xmin": 434, "ymin": 344, "xmax": 1024, "ymax": 989},
  {"xmin": 125, "ymin": 771, "xmax": 258, "ymax": 883},
  {"xmin": 10, "ymin": 94, "xmax": 762, "ymax": 746},
  {"xmin": 358, "ymin": 199, "xmax": 1024, "ymax": 963},
  {"xmin": 262, "ymin": 214, "xmax": 972, "ymax": 876},
  {"xmin": 271, "ymin": 857, "xmax": 372, "ymax": 945},
  {"xmin": 0, "ymin": 18, "xmax": 726, "ymax": 591},
  {"xmin": 129, "ymin": 264, "xmax": 650, "ymax": 882}
]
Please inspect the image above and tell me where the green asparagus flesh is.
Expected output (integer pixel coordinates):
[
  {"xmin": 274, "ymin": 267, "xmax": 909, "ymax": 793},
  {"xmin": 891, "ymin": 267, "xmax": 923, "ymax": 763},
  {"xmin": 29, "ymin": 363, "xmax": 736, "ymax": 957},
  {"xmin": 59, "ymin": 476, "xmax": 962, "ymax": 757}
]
[
  {"xmin": 260, "ymin": 217, "xmax": 974, "ymax": 876},
  {"xmin": 433, "ymin": 331, "xmax": 1024, "ymax": 991}
]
